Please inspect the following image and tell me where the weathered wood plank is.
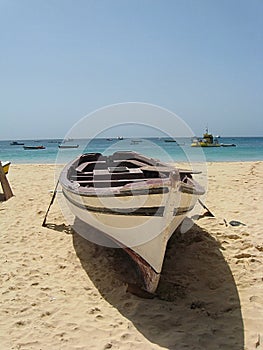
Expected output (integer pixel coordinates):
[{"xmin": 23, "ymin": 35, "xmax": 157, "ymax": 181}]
[{"xmin": 0, "ymin": 161, "xmax": 14, "ymax": 200}]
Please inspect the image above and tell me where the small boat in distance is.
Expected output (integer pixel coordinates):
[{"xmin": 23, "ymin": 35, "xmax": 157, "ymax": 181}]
[
  {"xmin": 58, "ymin": 144, "xmax": 79, "ymax": 149},
  {"xmin": 10, "ymin": 141, "xmax": 24, "ymax": 145},
  {"xmin": 164, "ymin": 139, "xmax": 177, "ymax": 143},
  {"xmin": 64, "ymin": 138, "xmax": 74, "ymax": 142},
  {"xmin": 48, "ymin": 140, "xmax": 62, "ymax": 144},
  {"xmin": 59, "ymin": 151, "xmax": 205, "ymax": 293},
  {"xmin": 2, "ymin": 161, "xmax": 11, "ymax": 175},
  {"xmin": 191, "ymin": 128, "xmax": 237, "ymax": 147},
  {"xmin": 220, "ymin": 143, "xmax": 237, "ymax": 147},
  {"xmin": 191, "ymin": 128, "xmax": 221, "ymax": 147},
  {"xmin": 23, "ymin": 145, "xmax": 46, "ymax": 150}
]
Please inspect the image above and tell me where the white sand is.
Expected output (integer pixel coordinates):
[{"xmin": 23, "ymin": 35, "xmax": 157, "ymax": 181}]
[{"xmin": 0, "ymin": 162, "xmax": 262, "ymax": 349}]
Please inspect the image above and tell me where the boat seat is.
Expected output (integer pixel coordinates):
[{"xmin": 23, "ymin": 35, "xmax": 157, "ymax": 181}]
[
  {"xmin": 111, "ymin": 151, "xmax": 157, "ymax": 166},
  {"xmin": 76, "ymin": 161, "xmax": 106, "ymax": 172},
  {"xmin": 71, "ymin": 168, "xmax": 145, "ymax": 182},
  {"xmin": 77, "ymin": 178, "xmax": 148, "ymax": 188},
  {"xmin": 110, "ymin": 159, "xmax": 149, "ymax": 169},
  {"xmin": 141, "ymin": 165, "xmax": 172, "ymax": 173},
  {"xmin": 93, "ymin": 168, "xmax": 144, "ymax": 181},
  {"xmin": 76, "ymin": 159, "xmax": 149, "ymax": 173},
  {"xmin": 70, "ymin": 175, "xmax": 94, "ymax": 180}
]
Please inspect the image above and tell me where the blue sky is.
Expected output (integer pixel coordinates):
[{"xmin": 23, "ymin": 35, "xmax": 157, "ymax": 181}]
[{"xmin": 0, "ymin": 0, "xmax": 262, "ymax": 139}]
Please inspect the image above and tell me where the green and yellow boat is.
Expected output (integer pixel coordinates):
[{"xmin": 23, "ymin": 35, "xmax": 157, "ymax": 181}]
[{"xmin": 191, "ymin": 128, "xmax": 221, "ymax": 147}]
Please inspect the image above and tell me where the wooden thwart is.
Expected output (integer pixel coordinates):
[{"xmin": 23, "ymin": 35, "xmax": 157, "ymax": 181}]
[{"xmin": 0, "ymin": 161, "xmax": 14, "ymax": 200}]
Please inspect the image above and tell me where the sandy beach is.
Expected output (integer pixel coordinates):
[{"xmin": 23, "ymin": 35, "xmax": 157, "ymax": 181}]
[{"xmin": 0, "ymin": 161, "xmax": 262, "ymax": 350}]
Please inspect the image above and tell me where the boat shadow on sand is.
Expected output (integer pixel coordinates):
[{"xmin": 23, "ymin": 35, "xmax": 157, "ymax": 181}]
[{"xmin": 71, "ymin": 218, "xmax": 244, "ymax": 350}]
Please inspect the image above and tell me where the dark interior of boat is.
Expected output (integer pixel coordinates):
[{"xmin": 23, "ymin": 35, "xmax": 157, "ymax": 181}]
[{"xmin": 67, "ymin": 152, "xmax": 192, "ymax": 188}]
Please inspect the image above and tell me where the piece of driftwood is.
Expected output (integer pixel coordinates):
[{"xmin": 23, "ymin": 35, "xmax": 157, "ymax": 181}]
[{"xmin": 0, "ymin": 161, "xmax": 14, "ymax": 200}]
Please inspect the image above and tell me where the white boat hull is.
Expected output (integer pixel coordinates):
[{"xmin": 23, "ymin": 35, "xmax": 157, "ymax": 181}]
[{"xmin": 62, "ymin": 181, "xmax": 199, "ymax": 274}]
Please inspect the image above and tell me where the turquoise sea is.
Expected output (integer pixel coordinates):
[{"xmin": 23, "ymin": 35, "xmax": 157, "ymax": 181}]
[{"xmin": 0, "ymin": 137, "xmax": 263, "ymax": 164}]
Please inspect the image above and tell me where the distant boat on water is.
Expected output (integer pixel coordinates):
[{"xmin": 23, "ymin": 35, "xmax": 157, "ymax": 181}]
[
  {"xmin": 164, "ymin": 139, "xmax": 177, "ymax": 143},
  {"xmin": 64, "ymin": 138, "xmax": 74, "ymax": 142},
  {"xmin": 58, "ymin": 144, "xmax": 79, "ymax": 149},
  {"xmin": 48, "ymin": 140, "xmax": 62, "ymax": 144},
  {"xmin": 10, "ymin": 141, "xmax": 24, "ymax": 145},
  {"xmin": 191, "ymin": 128, "xmax": 236, "ymax": 147},
  {"xmin": 220, "ymin": 143, "xmax": 236, "ymax": 147},
  {"xmin": 23, "ymin": 145, "xmax": 46, "ymax": 150}
]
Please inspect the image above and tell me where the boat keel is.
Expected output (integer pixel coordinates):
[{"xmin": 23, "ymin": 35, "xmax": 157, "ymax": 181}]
[{"xmin": 124, "ymin": 247, "xmax": 160, "ymax": 294}]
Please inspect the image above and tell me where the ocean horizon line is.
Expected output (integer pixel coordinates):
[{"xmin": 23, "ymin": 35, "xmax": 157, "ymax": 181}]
[{"xmin": 1, "ymin": 135, "xmax": 263, "ymax": 142}]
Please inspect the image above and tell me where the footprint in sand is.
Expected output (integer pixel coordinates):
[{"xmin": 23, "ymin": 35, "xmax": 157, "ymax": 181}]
[
  {"xmin": 234, "ymin": 253, "xmax": 252, "ymax": 259},
  {"xmin": 121, "ymin": 333, "xmax": 131, "ymax": 340},
  {"xmin": 89, "ymin": 307, "xmax": 101, "ymax": 314},
  {"xmin": 249, "ymin": 295, "xmax": 261, "ymax": 303},
  {"xmin": 227, "ymin": 234, "xmax": 242, "ymax": 240}
]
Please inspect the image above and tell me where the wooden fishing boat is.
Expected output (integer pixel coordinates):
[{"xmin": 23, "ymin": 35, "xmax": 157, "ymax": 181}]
[
  {"xmin": 2, "ymin": 161, "xmax": 11, "ymax": 175},
  {"xmin": 59, "ymin": 151, "xmax": 205, "ymax": 293},
  {"xmin": 23, "ymin": 145, "xmax": 46, "ymax": 150}
]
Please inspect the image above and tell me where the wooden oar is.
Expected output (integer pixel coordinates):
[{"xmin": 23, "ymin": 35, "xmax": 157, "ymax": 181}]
[
  {"xmin": 42, "ymin": 180, "xmax": 59, "ymax": 227},
  {"xmin": 198, "ymin": 199, "xmax": 215, "ymax": 217}
]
